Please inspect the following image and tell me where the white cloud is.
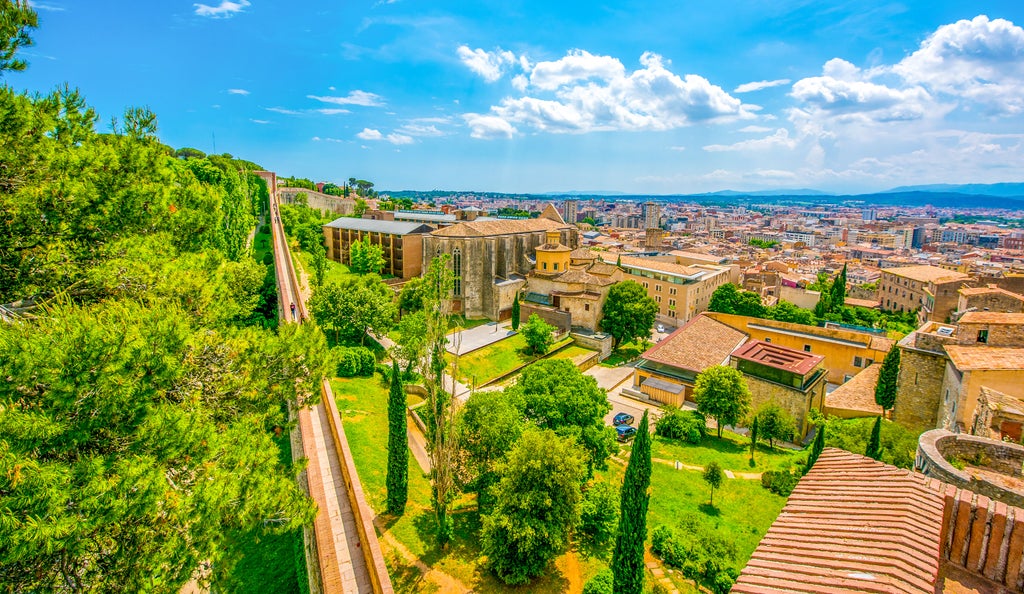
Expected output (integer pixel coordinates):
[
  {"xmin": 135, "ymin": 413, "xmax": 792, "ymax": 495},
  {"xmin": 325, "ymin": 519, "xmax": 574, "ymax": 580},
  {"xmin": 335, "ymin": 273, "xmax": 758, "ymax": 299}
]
[
  {"xmin": 399, "ymin": 123, "xmax": 444, "ymax": 137},
  {"xmin": 463, "ymin": 113, "xmax": 517, "ymax": 139},
  {"xmin": 267, "ymin": 107, "xmax": 301, "ymax": 115},
  {"xmin": 194, "ymin": 0, "xmax": 250, "ymax": 18},
  {"xmin": 703, "ymin": 128, "xmax": 797, "ymax": 152},
  {"xmin": 312, "ymin": 136, "xmax": 345, "ymax": 143},
  {"xmin": 893, "ymin": 15, "xmax": 1024, "ymax": 115},
  {"xmin": 733, "ymin": 78, "xmax": 791, "ymax": 93},
  {"xmin": 250, "ymin": 119, "xmax": 270, "ymax": 125},
  {"xmin": 465, "ymin": 50, "xmax": 750, "ymax": 138},
  {"xmin": 790, "ymin": 59, "xmax": 935, "ymax": 123},
  {"xmin": 227, "ymin": 88, "xmax": 250, "ymax": 95},
  {"xmin": 316, "ymin": 108, "xmax": 351, "ymax": 115},
  {"xmin": 27, "ymin": 2, "xmax": 64, "ymax": 11},
  {"xmin": 308, "ymin": 90, "xmax": 384, "ymax": 107},
  {"xmin": 357, "ymin": 128, "xmax": 383, "ymax": 140},
  {"xmin": 528, "ymin": 49, "xmax": 625, "ymax": 91},
  {"xmin": 457, "ymin": 46, "xmax": 517, "ymax": 83},
  {"xmin": 387, "ymin": 133, "xmax": 414, "ymax": 145},
  {"xmin": 739, "ymin": 125, "xmax": 773, "ymax": 133}
]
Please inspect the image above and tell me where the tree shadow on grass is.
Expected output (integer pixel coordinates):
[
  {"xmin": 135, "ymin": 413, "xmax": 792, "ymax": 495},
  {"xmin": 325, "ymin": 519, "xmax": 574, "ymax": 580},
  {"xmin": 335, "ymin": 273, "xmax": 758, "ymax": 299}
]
[
  {"xmin": 410, "ymin": 507, "xmax": 482, "ymax": 568},
  {"xmin": 698, "ymin": 502, "xmax": 721, "ymax": 517}
]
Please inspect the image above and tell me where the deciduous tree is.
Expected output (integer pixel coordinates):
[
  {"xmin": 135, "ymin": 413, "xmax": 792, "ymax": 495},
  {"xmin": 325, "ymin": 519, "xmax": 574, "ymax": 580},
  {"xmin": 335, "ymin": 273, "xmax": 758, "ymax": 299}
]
[
  {"xmin": 349, "ymin": 236, "xmax": 385, "ymax": 275},
  {"xmin": 522, "ymin": 313, "xmax": 555, "ymax": 355},
  {"xmin": 309, "ymin": 275, "xmax": 395, "ymax": 345},
  {"xmin": 703, "ymin": 461, "xmax": 724, "ymax": 507},
  {"xmin": 754, "ymin": 403, "xmax": 797, "ymax": 449},
  {"xmin": 694, "ymin": 366, "xmax": 751, "ymax": 438},
  {"xmin": 457, "ymin": 390, "xmax": 524, "ymax": 513},
  {"xmin": 601, "ymin": 280, "xmax": 659, "ymax": 347}
]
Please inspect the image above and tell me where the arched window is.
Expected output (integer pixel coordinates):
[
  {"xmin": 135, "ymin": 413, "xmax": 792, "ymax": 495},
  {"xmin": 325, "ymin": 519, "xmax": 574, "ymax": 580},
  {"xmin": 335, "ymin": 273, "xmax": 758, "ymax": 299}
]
[{"xmin": 453, "ymin": 247, "xmax": 462, "ymax": 296}]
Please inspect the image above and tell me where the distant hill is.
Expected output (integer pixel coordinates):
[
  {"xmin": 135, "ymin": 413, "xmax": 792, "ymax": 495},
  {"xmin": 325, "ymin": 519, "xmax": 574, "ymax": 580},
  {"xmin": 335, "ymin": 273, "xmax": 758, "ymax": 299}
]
[
  {"xmin": 696, "ymin": 188, "xmax": 830, "ymax": 197},
  {"xmin": 540, "ymin": 190, "xmax": 627, "ymax": 196},
  {"xmin": 882, "ymin": 183, "xmax": 1024, "ymax": 198}
]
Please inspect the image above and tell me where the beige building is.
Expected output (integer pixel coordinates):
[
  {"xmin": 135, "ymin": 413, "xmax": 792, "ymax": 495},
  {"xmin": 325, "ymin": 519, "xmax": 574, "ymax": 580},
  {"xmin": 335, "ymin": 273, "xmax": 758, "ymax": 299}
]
[
  {"xmin": 875, "ymin": 265, "xmax": 971, "ymax": 323},
  {"xmin": 618, "ymin": 255, "xmax": 733, "ymax": 326},
  {"xmin": 523, "ymin": 246, "xmax": 621, "ymax": 332},
  {"xmin": 953, "ymin": 285, "xmax": 1024, "ymax": 321},
  {"xmin": 322, "ymin": 218, "xmax": 431, "ymax": 280}
]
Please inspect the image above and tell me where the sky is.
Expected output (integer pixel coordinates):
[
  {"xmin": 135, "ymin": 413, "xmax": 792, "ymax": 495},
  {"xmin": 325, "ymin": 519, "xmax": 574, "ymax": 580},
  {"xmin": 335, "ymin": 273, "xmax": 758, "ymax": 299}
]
[{"xmin": 10, "ymin": 1, "xmax": 1024, "ymax": 194}]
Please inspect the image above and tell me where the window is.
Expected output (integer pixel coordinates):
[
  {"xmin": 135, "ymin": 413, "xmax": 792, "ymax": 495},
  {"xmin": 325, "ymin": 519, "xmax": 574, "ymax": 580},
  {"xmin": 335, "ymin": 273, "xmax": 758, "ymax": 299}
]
[
  {"xmin": 543, "ymin": 262, "xmax": 548, "ymax": 270},
  {"xmin": 643, "ymin": 282, "xmax": 649, "ymax": 289},
  {"xmin": 978, "ymin": 329, "xmax": 989, "ymax": 344},
  {"xmin": 584, "ymin": 304, "xmax": 590, "ymax": 311},
  {"xmin": 668, "ymin": 299, "xmax": 676, "ymax": 307},
  {"xmin": 764, "ymin": 337, "xmax": 771, "ymax": 343},
  {"xmin": 865, "ymin": 359, "xmax": 873, "ymax": 366},
  {"xmin": 553, "ymin": 263, "xmax": 559, "ymax": 270},
  {"xmin": 803, "ymin": 344, "xmax": 811, "ymax": 352},
  {"xmin": 670, "ymin": 287, "xmax": 677, "ymax": 295},
  {"xmin": 453, "ymin": 247, "xmax": 462, "ymax": 296},
  {"xmin": 655, "ymin": 285, "xmax": 661, "ymax": 292},
  {"xmin": 656, "ymin": 295, "xmax": 662, "ymax": 303},
  {"xmin": 854, "ymin": 356, "xmax": 863, "ymax": 368}
]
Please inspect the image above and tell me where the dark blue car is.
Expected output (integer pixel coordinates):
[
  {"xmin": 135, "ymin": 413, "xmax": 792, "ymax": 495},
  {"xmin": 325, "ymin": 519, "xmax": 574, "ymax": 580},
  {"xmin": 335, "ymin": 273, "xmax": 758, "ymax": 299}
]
[
  {"xmin": 613, "ymin": 412, "xmax": 634, "ymax": 426},
  {"xmin": 616, "ymin": 425, "xmax": 637, "ymax": 442}
]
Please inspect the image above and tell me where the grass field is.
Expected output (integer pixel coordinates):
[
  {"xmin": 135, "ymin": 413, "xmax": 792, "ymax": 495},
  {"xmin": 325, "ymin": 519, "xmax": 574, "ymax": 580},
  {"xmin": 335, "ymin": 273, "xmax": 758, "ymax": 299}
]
[
  {"xmin": 448, "ymin": 334, "xmax": 574, "ymax": 386},
  {"xmin": 651, "ymin": 430, "xmax": 802, "ymax": 474}
]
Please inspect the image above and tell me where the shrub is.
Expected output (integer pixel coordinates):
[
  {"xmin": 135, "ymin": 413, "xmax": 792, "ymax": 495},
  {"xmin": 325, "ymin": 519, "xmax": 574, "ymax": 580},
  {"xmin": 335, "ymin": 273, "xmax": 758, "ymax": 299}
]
[
  {"xmin": 578, "ymin": 481, "xmax": 618, "ymax": 544},
  {"xmin": 261, "ymin": 252, "xmax": 274, "ymax": 266},
  {"xmin": 335, "ymin": 346, "xmax": 375, "ymax": 377},
  {"xmin": 650, "ymin": 584, "xmax": 670, "ymax": 594},
  {"xmin": 760, "ymin": 470, "xmax": 798, "ymax": 496},
  {"xmin": 655, "ymin": 407, "xmax": 706, "ymax": 444},
  {"xmin": 260, "ymin": 224, "xmax": 270, "ymax": 234},
  {"xmin": 650, "ymin": 517, "xmax": 738, "ymax": 593},
  {"xmin": 582, "ymin": 569, "xmax": 613, "ymax": 594}
]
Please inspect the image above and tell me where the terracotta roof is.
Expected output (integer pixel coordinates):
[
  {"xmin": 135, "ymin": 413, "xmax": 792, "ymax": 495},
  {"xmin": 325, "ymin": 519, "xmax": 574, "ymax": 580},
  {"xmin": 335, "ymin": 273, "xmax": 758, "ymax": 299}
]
[
  {"xmin": 429, "ymin": 218, "xmax": 568, "ymax": 237},
  {"xmin": 884, "ymin": 265, "xmax": 971, "ymax": 284},
  {"xmin": 956, "ymin": 311, "xmax": 1024, "ymax": 325},
  {"xmin": 551, "ymin": 268, "xmax": 616, "ymax": 286},
  {"xmin": 731, "ymin": 340, "xmax": 824, "ymax": 376},
  {"xmin": 570, "ymin": 247, "xmax": 596, "ymax": 260},
  {"xmin": 945, "ymin": 346, "xmax": 1024, "ymax": 371},
  {"xmin": 537, "ymin": 242, "xmax": 572, "ymax": 253},
  {"xmin": 845, "ymin": 297, "xmax": 881, "ymax": 309},
  {"xmin": 640, "ymin": 314, "xmax": 748, "ymax": 372},
  {"xmin": 825, "ymin": 363, "xmax": 884, "ymax": 415},
  {"xmin": 732, "ymin": 448, "xmax": 945, "ymax": 594},
  {"xmin": 959, "ymin": 285, "xmax": 1024, "ymax": 299},
  {"xmin": 619, "ymin": 255, "xmax": 712, "ymax": 278},
  {"xmin": 587, "ymin": 262, "xmax": 619, "ymax": 276}
]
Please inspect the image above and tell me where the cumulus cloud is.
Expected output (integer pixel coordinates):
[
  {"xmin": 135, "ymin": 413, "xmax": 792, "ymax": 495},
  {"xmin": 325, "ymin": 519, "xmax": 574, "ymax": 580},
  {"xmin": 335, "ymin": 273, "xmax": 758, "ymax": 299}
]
[
  {"xmin": 704, "ymin": 128, "xmax": 797, "ymax": 152},
  {"xmin": 734, "ymin": 78, "xmax": 791, "ymax": 93},
  {"xmin": 356, "ymin": 128, "xmax": 415, "ymax": 145},
  {"xmin": 194, "ymin": 0, "xmax": 249, "ymax": 18},
  {"xmin": 457, "ymin": 46, "xmax": 517, "ymax": 82},
  {"xmin": 464, "ymin": 50, "xmax": 750, "ymax": 138},
  {"xmin": 893, "ymin": 15, "xmax": 1024, "ymax": 115},
  {"xmin": 790, "ymin": 58, "xmax": 933, "ymax": 123},
  {"xmin": 227, "ymin": 88, "xmax": 250, "ymax": 95},
  {"xmin": 308, "ymin": 90, "xmax": 384, "ymax": 107},
  {"xmin": 356, "ymin": 128, "xmax": 383, "ymax": 140}
]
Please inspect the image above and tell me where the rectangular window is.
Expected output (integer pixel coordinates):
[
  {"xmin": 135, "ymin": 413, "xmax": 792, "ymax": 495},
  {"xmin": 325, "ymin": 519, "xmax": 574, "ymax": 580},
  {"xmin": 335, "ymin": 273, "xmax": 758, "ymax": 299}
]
[
  {"xmin": 543, "ymin": 262, "xmax": 548, "ymax": 270},
  {"xmin": 978, "ymin": 329, "xmax": 989, "ymax": 343},
  {"xmin": 656, "ymin": 295, "xmax": 662, "ymax": 303},
  {"xmin": 803, "ymin": 344, "xmax": 811, "ymax": 352},
  {"xmin": 854, "ymin": 356, "xmax": 863, "ymax": 367},
  {"xmin": 584, "ymin": 304, "xmax": 590, "ymax": 311},
  {"xmin": 669, "ymin": 299, "xmax": 676, "ymax": 307},
  {"xmin": 670, "ymin": 287, "xmax": 677, "ymax": 295},
  {"xmin": 655, "ymin": 285, "xmax": 661, "ymax": 292}
]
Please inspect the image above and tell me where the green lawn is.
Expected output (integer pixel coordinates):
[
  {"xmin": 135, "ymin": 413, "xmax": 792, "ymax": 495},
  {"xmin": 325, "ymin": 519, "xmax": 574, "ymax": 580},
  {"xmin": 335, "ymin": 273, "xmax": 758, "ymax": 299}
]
[
  {"xmin": 449, "ymin": 316, "xmax": 492, "ymax": 333},
  {"xmin": 546, "ymin": 344, "xmax": 597, "ymax": 363},
  {"xmin": 252, "ymin": 229, "xmax": 273, "ymax": 264},
  {"xmin": 448, "ymin": 334, "xmax": 574, "ymax": 386},
  {"xmin": 333, "ymin": 375, "xmax": 593, "ymax": 593},
  {"xmin": 295, "ymin": 250, "xmax": 359, "ymax": 286},
  {"xmin": 651, "ymin": 430, "xmax": 802, "ymax": 474}
]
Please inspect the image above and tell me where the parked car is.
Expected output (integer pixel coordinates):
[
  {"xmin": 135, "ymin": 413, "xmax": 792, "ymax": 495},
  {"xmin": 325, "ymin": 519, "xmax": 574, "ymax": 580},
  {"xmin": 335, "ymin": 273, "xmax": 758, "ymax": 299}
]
[
  {"xmin": 656, "ymin": 324, "xmax": 666, "ymax": 333},
  {"xmin": 613, "ymin": 412, "xmax": 635, "ymax": 426},
  {"xmin": 616, "ymin": 425, "xmax": 638, "ymax": 442}
]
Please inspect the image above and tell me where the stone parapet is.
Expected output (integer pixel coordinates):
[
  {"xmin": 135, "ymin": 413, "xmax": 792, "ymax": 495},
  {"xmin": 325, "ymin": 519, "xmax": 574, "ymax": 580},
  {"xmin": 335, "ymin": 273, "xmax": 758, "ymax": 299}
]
[{"xmin": 917, "ymin": 429, "xmax": 1024, "ymax": 509}]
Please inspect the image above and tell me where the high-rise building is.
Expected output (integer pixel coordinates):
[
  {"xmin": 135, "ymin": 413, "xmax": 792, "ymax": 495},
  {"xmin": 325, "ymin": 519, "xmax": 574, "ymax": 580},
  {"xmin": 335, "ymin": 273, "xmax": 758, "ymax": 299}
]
[
  {"xmin": 563, "ymin": 199, "xmax": 578, "ymax": 224},
  {"xmin": 642, "ymin": 201, "xmax": 661, "ymax": 229}
]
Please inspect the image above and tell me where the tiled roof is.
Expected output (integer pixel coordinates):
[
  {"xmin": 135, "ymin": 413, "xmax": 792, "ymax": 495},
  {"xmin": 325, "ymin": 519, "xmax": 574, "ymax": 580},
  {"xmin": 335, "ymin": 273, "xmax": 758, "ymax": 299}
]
[
  {"xmin": 619, "ymin": 255, "xmax": 707, "ymax": 278},
  {"xmin": 537, "ymin": 242, "xmax": 572, "ymax": 252},
  {"xmin": 430, "ymin": 218, "xmax": 568, "ymax": 237},
  {"xmin": 845, "ymin": 297, "xmax": 881, "ymax": 309},
  {"xmin": 884, "ymin": 265, "xmax": 971, "ymax": 284},
  {"xmin": 731, "ymin": 340, "xmax": 824, "ymax": 375},
  {"xmin": 957, "ymin": 311, "xmax": 1024, "ymax": 325},
  {"xmin": 640, "ymin": 314, "xmax": 748, "ymax": 372},
  {"xmin": 551, "ymin": 268, "xmax": 616, "ymax": 286},
  {"xmin": 945, "ymin": 346, "xmax": 1024, "ymax": 371},
  {"xmin": 732, "ymin": 448, "xmax": 945, "ymax": 594},
  {"xmin": 825, "ymin": 363, "xmax": 884, "ymax": 415},
  {"xmin": 959, "ymin": 285, "xmax": 1024, "ymax": 299},
  {"xmin": 323, "ymin": 217, "xmax": 433, "ymax": 235},
  {"xmin": 570, "ymin": 247, "xmax": 596, "ymax": 259},
  {"xmin": 587, "ymin": 262, "xmax": 620, "ymax": 276}
]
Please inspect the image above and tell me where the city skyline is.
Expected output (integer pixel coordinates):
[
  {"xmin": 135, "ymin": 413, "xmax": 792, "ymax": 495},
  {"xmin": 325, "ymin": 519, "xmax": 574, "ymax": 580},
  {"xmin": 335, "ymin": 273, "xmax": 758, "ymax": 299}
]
[{"xmin": 12, "ymin": 0, "xmax": 1024, "ymax": 194}]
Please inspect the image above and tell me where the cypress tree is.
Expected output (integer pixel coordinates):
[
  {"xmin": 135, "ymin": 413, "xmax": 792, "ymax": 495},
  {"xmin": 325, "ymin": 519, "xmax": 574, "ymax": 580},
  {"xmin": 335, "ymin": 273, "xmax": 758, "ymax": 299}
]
[
  {"xmin": 866, "ymin": 416, "xmax": 882, "ymax": 461},
  {"xmin": 511, "ymin": 292, "xmax": 521, "ymax": 331},
  {"xmin": 831, "ymin": 264, "xmax": 847, "ymax": 308},
  {"xmin": 386, "ymin": 359, "xmax": 409, "ymax": 514},
  {"xmin": 805, "ymin": 423, "xmax": 825, "ymax": 473},
  {"xmin": 612, "ymin": 411, "xmax": 652, "ymax": 594},
  {"xmin": 874, "ymin": 346, "xmax": 900, "ymax": 412},
  {"xmin": 749, "ymin": 416, "xmax": 758, "ymax": 464}
]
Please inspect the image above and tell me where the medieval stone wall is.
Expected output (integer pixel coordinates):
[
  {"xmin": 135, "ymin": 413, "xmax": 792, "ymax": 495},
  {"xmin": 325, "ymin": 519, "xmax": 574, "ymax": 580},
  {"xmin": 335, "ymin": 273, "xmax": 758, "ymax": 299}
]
[{"xmin": 892, "ymin": 346, "xmax": 946, "ymax": 432}]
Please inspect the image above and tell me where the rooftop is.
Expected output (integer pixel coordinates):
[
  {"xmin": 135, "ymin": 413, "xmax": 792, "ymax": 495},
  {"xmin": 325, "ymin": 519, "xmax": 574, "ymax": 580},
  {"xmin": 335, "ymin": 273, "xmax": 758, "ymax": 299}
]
[
  {"xmin": 640, "ymin": 314, "xmax": 748, "ymax": 373},
  {"xmin": 945, "ymin": 346, "xmax": 1024, "ymax": 371},
  {"xmin": 959, "ymin": 285, "xmax": 1024, "ymax": 299},
  {"xmin": 430, "ymin": 217, "xmax": 568, "ymax": 238},
  {"xmin": 885, "ymin": 265, "xmax": 971, "ymax": 284},
  {"xmin": 619, "ymin": 255, "xmax": 713, "ymax": 279},
  {"xmin": 956, "ymin": 311, "xmax": 1024, "ymax": 325},
  {"xmin": 732, "ymin": 448, "xmax": 944, "ymax": 594},
  {"xmin": 824, "ymin": 363, "xmax": 884, "ymax": 415},
  {"xmin": 730, "ymin": 340, "xmax": 824, "ymax": 376},
  {"xmin": 323, "ymin": 217, "xmax": 433, "ymax": 235}
]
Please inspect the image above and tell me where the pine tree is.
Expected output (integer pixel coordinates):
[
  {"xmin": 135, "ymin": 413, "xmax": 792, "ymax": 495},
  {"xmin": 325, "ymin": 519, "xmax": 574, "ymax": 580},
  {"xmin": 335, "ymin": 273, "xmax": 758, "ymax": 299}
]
[
  {"xmin": 386, "ymin": 359, "xmax": 409, "ymax": 514},
  {"xmin": 749, "ymin": 416, "xmax": 758, "ymax": 464},
  {"xmin": 866, "ymin": 416, "xmax": 882, "ymax": 461},
  {"xmin": 805, "ymin": 423, "xmax": 825, "ymax": 473},
  {"xmin": 612, "ymin": 411, "xmax": 652, "ymax": 594},
  {"xmin": 511, "ymin": 292, "xmax": 521, "ymax": 331},
  {"xmin": 874, "ymin": 346, "xmax": 900, "ymax": 412}
]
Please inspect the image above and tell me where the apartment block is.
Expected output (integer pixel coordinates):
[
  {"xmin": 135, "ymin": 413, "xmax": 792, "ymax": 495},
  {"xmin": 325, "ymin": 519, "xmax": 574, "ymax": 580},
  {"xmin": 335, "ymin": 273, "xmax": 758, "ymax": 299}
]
[{"xmin": 876, "ymin": 265, "xmax": 971, "ymax": 323}]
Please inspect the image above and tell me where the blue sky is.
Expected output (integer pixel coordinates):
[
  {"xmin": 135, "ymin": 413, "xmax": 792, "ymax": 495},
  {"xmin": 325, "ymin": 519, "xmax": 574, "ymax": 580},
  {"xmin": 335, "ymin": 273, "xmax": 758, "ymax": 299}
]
[{"xmin": 11, "ymin": 1, "xmax": 1024, "ymax": 194}]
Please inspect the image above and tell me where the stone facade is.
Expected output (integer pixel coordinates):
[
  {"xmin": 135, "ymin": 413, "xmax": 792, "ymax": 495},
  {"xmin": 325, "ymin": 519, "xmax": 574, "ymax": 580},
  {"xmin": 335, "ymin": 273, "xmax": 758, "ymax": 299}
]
[
  {"xmin": 619, "ymin": 254, "xmax": 733, "ymax": 326},
  {"xmin": 281, "ymin": 187, "xmax": 355, "ymax": 215},
  {"xmin": 744, "ymin": 374, "xmax": 826, "ymax": 441},
  {"xmin": 893, "ymin": 339, "xmax": 950, "ymax": 433},
  {"xmin": 876, "ymin": 265, "xmax": 971, "ymax": 323},
  {"xmin": 917, "ymin": 429, "xmax": 1024, "ymax": 509}
]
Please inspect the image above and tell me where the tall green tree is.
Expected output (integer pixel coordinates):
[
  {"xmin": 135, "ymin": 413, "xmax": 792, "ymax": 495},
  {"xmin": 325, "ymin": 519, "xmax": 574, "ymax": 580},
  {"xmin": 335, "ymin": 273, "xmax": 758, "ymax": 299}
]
[
  {"xmin": 806, "ymin": 423, "xmax": 826, "ymax": 473},
  {"xmin": 394, "ymin": 310, "xmax": 427, "ymax": 377},
  {"xmin": 874, "ymin": 347, "xmax": 900, "ymax": 412},
  {"xmin": 511, "ymin": 292, "xmax": 521, "ymax": 331},
  {"xmin": 481, "ymin": 429, "xmax": 587, "ymax": 585},
  {"xmin": 866, "ymin": 416, "xmax": 883, "ymax": 460},
  {"xmin": 349, "ymin": 236, "xmax": 385, "ymax": 275},
  {"xmin": 506, "ymin": 359, "xmax": 614, "ymax": 473},
  {"xmin": 386, "ymin": 359, "xmax": 409, "ymax": 514},
  {"xmin": 831, "ymin": 264, "xmax": 847, "ymax": 308},
  {"xmin": 522, "ymin": 313, "xmax": 555, "ymax": 355},
  {"xmin": 458, "ymin": 390, "xmax": 525, "ymax": 513},
  {"xmin": 694, "ymin": 366, "xmax": 751, "ymax": 438},
  {"xmin": 397, "ymin": 276, "xmax": 424, "ymax": 316},
  {"xmin": 309, "ymin": 275, "xmax": 395, "ymax": 345},
  {"xmin": 612, "ymin": 411, "xmax": 652, "ymax": 594},
  {"xmin": 754, "ymin": 403, "xmax": 797, "ymax": 449},
  {"xmin": 601, "ymin": 280, "xmax": 659, "ymax": 347},
  {"xmin": 0, "ymin": 0, "xmax": 37, "ymax": 74},
  {"xmin": 703, "ymin": 461, "xmax": 724, "ymax": 507},
  {"xmin": 309, "ymin": 242, "xmax": 328, "ymax": 289}
]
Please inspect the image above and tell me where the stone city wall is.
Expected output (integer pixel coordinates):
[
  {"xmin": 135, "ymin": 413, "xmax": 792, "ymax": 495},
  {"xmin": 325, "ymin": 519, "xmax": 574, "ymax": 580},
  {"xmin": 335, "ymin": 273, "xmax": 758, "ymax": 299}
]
[{"xmin": 917, "ymin": 429, "xmax": 1024, "ymax": 509}]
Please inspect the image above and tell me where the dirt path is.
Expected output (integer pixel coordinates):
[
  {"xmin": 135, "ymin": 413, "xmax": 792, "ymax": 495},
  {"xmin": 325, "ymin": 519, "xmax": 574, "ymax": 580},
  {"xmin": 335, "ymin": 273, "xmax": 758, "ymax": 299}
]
[
  {"xmin": 373, "ymin": 516, "xmax": 472, "ymax": 593},
  {"xmin": 560, "ymin": 548, "xmax": 584, "ymax": 594}
]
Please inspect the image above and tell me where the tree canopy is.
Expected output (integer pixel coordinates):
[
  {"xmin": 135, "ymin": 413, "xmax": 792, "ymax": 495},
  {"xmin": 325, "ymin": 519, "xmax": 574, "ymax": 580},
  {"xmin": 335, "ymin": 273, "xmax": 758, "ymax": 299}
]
[
  {"xmin": 601, "ymin": 280, "xmax": 659, "ymax": 346},
  {"xmin": 694, "ymin": 366, "xmax": 751, "ymax": 438},
  {"xmin": 350, "ymin": 236, "xmax": 385, "ymax": 275},
  {"xmin": 522, "ymin": 313, "xmax": 556, "ymax": 355},
  {"xmin": 708, "ymin": 283, "xmax": 766, "ymax": 318},
  {"xmin": 309, "ymin": 275, "xmax": 395, "ymax": 345}
]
